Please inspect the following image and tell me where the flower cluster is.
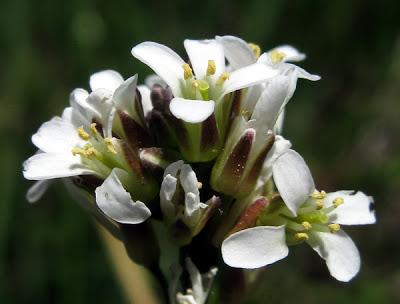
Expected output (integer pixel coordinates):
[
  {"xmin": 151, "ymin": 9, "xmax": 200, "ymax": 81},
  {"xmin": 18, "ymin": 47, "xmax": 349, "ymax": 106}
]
[{"xmin": 23, "ymin": 35, "xmax": 375, "ymax": 301}]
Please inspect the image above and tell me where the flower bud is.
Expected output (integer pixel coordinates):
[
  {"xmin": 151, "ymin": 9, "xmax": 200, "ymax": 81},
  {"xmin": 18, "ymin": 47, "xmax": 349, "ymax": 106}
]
[
  {"xmin": 211, "ymin": 118, "xmax": 275, "ymax": 198},
  {"xmin": 160, "ymin": 160, "xmax": 219, "ymax": 244}
]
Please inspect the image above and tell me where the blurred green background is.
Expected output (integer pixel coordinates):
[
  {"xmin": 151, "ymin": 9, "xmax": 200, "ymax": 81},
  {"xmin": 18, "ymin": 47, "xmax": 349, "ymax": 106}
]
[{"xmin": 1, "ymin": 0, "xmax": 399, "ymax": 303}]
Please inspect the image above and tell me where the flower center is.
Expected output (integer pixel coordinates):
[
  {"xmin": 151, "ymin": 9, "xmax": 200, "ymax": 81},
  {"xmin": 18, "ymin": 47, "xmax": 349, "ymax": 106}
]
[
  {"xmin": 71, "ymin": 123, "xmax": 128, "ymax": 178},
  {"xmin": 180, "ymin": 60, "xmax": 230, "ymax": 101},
  {"xmin": 257, "ymin": 190, "xmax": 345, "ymax": 244}
]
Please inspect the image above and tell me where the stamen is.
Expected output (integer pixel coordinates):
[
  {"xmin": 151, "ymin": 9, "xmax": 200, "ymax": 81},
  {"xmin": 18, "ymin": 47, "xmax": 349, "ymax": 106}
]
[
  {"xmin": 328, "ymin": 223, "xmax": 341, "ymax": 233},
  {"xmin": 182, "ymin": 63, "xmax": 193, "ymax": 80},
  {"xmin": 84, "ymin": 147, "xmax": 98, "ymax": 158},
  {"xmin": 207, "ymin": 60, "xmax": 216, "ymax": 76},
  {"xmin": 269, "ymin": 49, "xmax": 286, "ymax": 64},
  {"xmin": 301, "ymin": 221, "xmax": 312, "ymax": 230},
  {"xmin": 294, "ymin": 232, "xmax": 309, "ymax": 242},
  {"xmin": 311, "ymin": 190, "xmax": 327, "ymax": 199},
  {"xmin": 333, "ymin": 197, "xmax": 344, "ymax": 208},
  {"xmin": 72, "ymin": 147, "xmax": 85, "ymax": 156},
  {"xmin": 216, "ymin": 72, "xmax": 230, "ymax": 86},
  {"xmin": 248, "ymin": 43, "xmax": 261, "ymax": 58},
  {"xmin": 315, "ymin": 200, "xmax": 324, "ymax": 210},
  {"xmin": 104, "ymin": 138, "xmax": 117, "ymax": 154},
  {"xmin": 77, "ymin": 127, "xmax": 90, "ymax": 140},
  {"xmin": 90, "ymin": 123, "xmax": 99, "ymax": 135},
  {"xmin": 241, "ymin": 109, "xmax": 250, "ymax": 119}
]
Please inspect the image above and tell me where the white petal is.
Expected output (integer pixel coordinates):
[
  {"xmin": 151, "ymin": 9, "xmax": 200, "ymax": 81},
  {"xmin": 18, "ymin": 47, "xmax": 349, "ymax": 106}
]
[
  {"xmin": 222, "ymin": 225, "xmax": 288, "ymax": 269},
  {"xmin": 251, "ymin": 73, "xmax": 298, "ymax": 131},
  {"xmin": 256, "ymin": 135, "xmax": 292, "ymax": 188},
  {"xmin": 86, "ymin": 89, "xmax": 115, "ymax": 137},
  {"xmin": 61, "ymin": 107, "xmax": 88, "ymax": 127},
  {"xmin": 185, "ymin": 192, "xmax": 201, "ymax": 217},
  {"xmin": 184, "ymin": 39, "xmax": 225, "ymax": 80},
  {"xmin": 26, "ymin": 180, "xmax": 52, "ymax": 203},
  {"xmin": 131, "ymin": 42, "xmax": 185, "ymax": 97},
  {"xmin": 69, "ymin": 88, "xmax": 96, "ymax": 122},
  {"xmin": 179, "ymin": 164, "xmax": 199, "ymax": 196},
  {"xmin": 23, "ymin": 153, "xmax": 92, "ymax": 180},
  {"xmin": 32, "ymin": 119, "xmax": 84, "ymax": 153},
  {"xmin": 144, "ymin": 74, "xmax": 167, "ymax": 88},
  {"xmin": 222, "ymin": 63, "xmax": 278, "ymax": 96},
  {"xmin": 176, "ymin": 294, "xmax": 197, "ymax": 304},
  {"xmin": 308, "ymin": 230, "xmax": 360, "ymax": 282},
  {"xmin": 216, "ymin": 35, "xmax": 256, "ymax": 69},
  {"xmin": 89, "ymin": 70, "xmax": 124, "ymax": 92},
  {"xmin": 163, "ymin": 160, "xmax": 184, "ymax": 178},
  {"xmin": 170, "ymin": 98, "xmax": 215, "ymax": 123},
  {"xmin": 270, "ymin": 45, "xmax": 306, "ymax": 62},
  {"xmin": 272, "ymin": 149, "xmax": 315, "ymax": 216},
  {"xmin": 160, "ymin": 174, "xmax": 177, "ymax": 221},
  {"xmin": 326, "ymin": 191, "xmax": 376, "ymax": 225},
  {"xmin": 283, "ymin": 64, "xmax": 321, "ymax": 81},
  {"xmin": 274, "ymin": 110, "xmax": 285, "ymax": 134},
  {"xmin": 113, "ymin": 75, "xmax": 138, "ymax": 116},
  {"xmin": 137, "ymin": 85, "xmax": 153, "ymax": 117},
  {"xmin": 95, "ymin": 168, "xmax": 151, "ymax": 224}
]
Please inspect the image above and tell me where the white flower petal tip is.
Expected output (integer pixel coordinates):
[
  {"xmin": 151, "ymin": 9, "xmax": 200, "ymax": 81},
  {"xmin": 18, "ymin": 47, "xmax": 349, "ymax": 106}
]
[
  {"xmin": 170, "ymin": 98, "xmax": 215, "ymax": 123},
  {"xmin": 221, "ymin": 226, "xmax": 288, "ymax": 269},
  {"xmin": 215, "ymin": 35, "xmax": 256, "ymax": 69},
  {"xmin": 273, "ymin": 45, "xmax": 306, "ymax": 62},
  {"xmin": 131, "ymin": 41, "xmax": 185, "ymax": 96},
  {"xmin": 223, "ymin": 63, "xmax": 278, "ymax": 95},
  {"xmin": 272, "ymin": 149, "xmax": 315, "ymax": 216},
  {"xmin": 23, "ymin": 153, "xmax": 92, "ymax": 180},
  {"xmin": 32, "ymin": 119, "xmax": 84, "ymax": 153},
  {"xmin": 95, "ymin": 169, "xmax": 151, "ymax": 224},
  {"xmin": 326, "ymin": 191, "xmax": 376, "ymax": 225},
  {"xmin": 113, "ymin": 74, "xmax": 138, "ymax": 112},
  {"xmin": 183, "ymin": 39, "xmax": 225, "ymax": 80},
  {"xmin": 308, "ymin": 230, "xmax": 360, "ymax": 282},
  {"xmin": 26, "ymin": 180, "xmax": 52, "ymax": 203},
  {"xmin": 89, "ymin": 70, "xmax": 124, "ymax": 92}
]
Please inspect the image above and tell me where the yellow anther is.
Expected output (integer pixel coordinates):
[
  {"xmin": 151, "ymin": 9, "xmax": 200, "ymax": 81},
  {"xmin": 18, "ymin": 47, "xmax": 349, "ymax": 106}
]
[
  {"xmin": 71, "ymin": 147, "xmax": 85, "ymax": 156},
  {"xmin": 207, "ymin": 60, "xmax": 216, "ymax": 76},
  {"xmin": 84, "ymin": 147, "xmax": 98, "ymax": 157},
  {"xmin": 182, "ymin": 63, "xmax": 193, "ymax": 80},
  {"xmin": 197, "ymin": 182, "xmax": 203, "ymax": 189},
  {"xmin": 294, "ymin": 232, "xmax": 309, "ymax": 242},
  {"xmin": 248, "ymin": 43, "xmax": 261, "ymax": 58},
  {"xmin": 328, "ymin": 223, "xmax": 341, "ymax": 233},
  {"xmin": 301, "ymin": 221, "xmax": 312, "ymax": 231},
  {"xmin": 269, "ymin": 49, "xmax": 286, "ymax": 64},
  {"xmin": 311, "ymin": 190, "xmax": 327, "ymax": 199},
  {"xmin": 333, "ymin": 197, "xmax": 344, "ymax": 208},
  {"xmin": 90, "ymin": 123, "xmax": 99, "ymax": 134},
  {"xmin": 216, "ymin": 72, "xmax": 230, "ymax": 86},
  {"xmin": 316, "ymin": 200, "xmax": 324, "ymax": 210},
  {"xmin": 77, "ymin": 127, "xmax": 90, "ymax": 140},
  {"xmin": 104, "ymin": 138, "xmax": 117, "ymax": 154},
  {"xmin": 241, "ymin": 109, "xmax": 250, "ymax": 118}
]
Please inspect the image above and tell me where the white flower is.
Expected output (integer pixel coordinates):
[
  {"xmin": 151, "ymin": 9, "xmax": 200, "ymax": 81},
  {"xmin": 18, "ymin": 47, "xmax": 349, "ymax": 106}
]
[
  {"xmin": 161, "ymin": 160, "xmax": 208, "ymax": 229},
  {"xmin": 222, "ymin": 149, "xmax": 375, "ymax": 282},
  {"xmin": 173, "ymin": 259, "xmax": 217, "ymax": 304},
  {"xmin": 131, "ymin": 39, "xmax": 278, "ymax": 123},
  {"xmin": 23, "ymin": 72, "xmax": 154, "ymax": 223},
  {"xmin": 216, "ymin": 35, "xmax": 320, "ymax": 125}
]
